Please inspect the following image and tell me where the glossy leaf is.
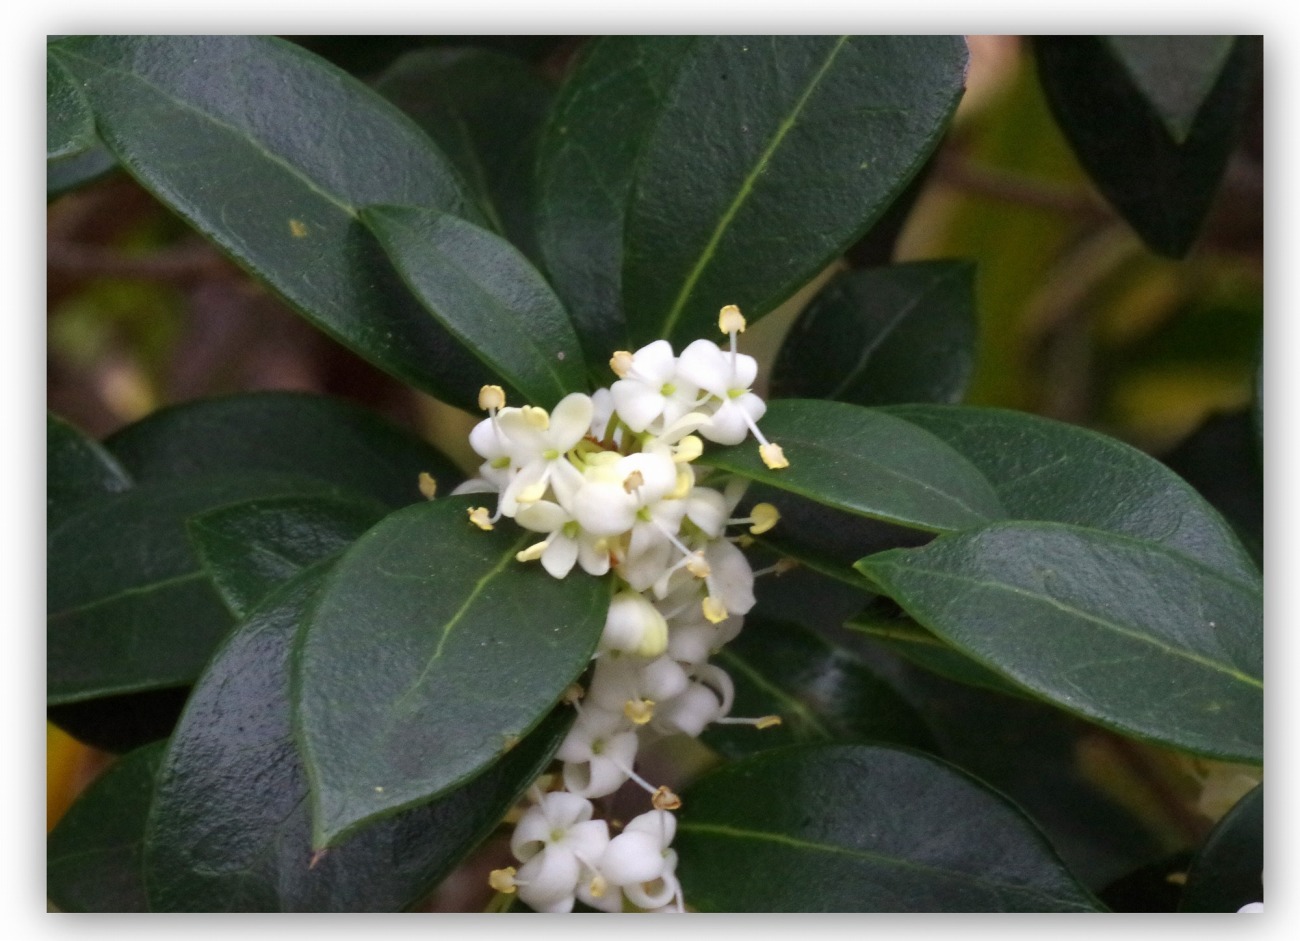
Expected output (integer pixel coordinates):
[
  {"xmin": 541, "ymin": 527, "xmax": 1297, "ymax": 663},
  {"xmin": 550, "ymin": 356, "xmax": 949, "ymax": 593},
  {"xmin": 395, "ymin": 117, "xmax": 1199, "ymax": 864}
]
[
  {"xmin": 362, "ymin": 205, "xmax": 588, "ymax": 403},
  {"xmin": 1103, "ymin": 36, "xmax": 1235, "ymax": 145},
  {"xmin": 771, "ymin": 260, "xmax": 977, "ymax": 406},
  {"xmin": 677, "ymin": 744, "xmax": 1101, "ymax": 911},
  {"xmin": 857, "ymin": 522, "xmax": 1263, "ymax": 763},
  {"xmin": 535, "ymin": 36, "xmax": 696, "ymax": 368},
  {"xmin": 375, "ymin": 47, "xmax": 553, "ymax": 261},
  {"xmin": 295, "ymin": 495, "xmax": 608, "ymax": 847},
  {"xmin": 47, "ymin": 740, "xmax": 165, "ymax": 912},
  {"xmin": 48, "ymin": 472, "xmax": 341, "ymax": 705},
  {"xmin": 48, "ymin": 687, "xmax": 191, "ymax": 756},
  {"xmin": 47, "ymin": 54, "xmax": 95, "ymax": 160},
  {"xmin": 699, "ymin": 399, "xmax": 1005, "ymax": 534},
  {"xmin": 144, "ymin": 566, "xmax": 572, "ymax": 912},
  {"xmin": 105, "ymin": 391, "xmax": 460, "ymax": 509},
  {"xmin": 188, "ymin": 493, "xmax": 390, "ymax": 619},
  {"xmin": 47, "ymin": 412, "xmax": 132, "ymax": 530},
  {"xmin": 48, "ymin": 139, "xmax": 117, "ymax": 198},
  {"xmin": 883, "ymin": 404, "xmax": 1258, "ymax": 582},
  {"xmin": 701, "ymin": 617, "xmax": 933, "ymax": 758},
  {"xmin": 1035, "ymin": 36, "xmax": 1257, "ymax": 257},
  {"xmin": 48, "ymin": 35, "xmax": 497, "ymax": 407},
  {"xmin": 1179, "ymin": 784, "xmax": 1263, "ymax": 912},
  {"xmin": 622, "ymin": 36, "xmax": 969, "ymax": 346},
  {"xmin": 846, "ymin": 597, "xmax": 1026, "ymax": 698}
]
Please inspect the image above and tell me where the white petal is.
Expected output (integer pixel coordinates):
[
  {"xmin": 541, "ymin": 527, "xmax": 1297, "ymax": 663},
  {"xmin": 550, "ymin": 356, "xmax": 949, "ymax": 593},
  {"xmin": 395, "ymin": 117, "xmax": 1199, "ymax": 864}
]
[
  {"xmin": 564, "ymin": 818, "xmax": 611, "ymax": 861},
  {"xmin": 675, "ymin": 339, "xmax": 731, "ymax": 397},
  {"xmin": 698, "ymin": 400, "xmax": 751, "ymax": 445},
  {"xmin": 515, "ymin": 499, "xmax": 569, "ymax": 534},
  {"xmin": 541, "ymin": 536, "xmax": 579, "ymax": 579},
  {"xmin": 600, "ymin": 830, "xmax": 664, "ymax": 885},
  {"xmin": 515, "ymin": 848, "xmax": 581, "ymax": 910},
  {"xmin": 577, "ymin": 536, "xmax": 612, "ymax": 576},
  {"xmin": 639, "ymin": 657, "xmax": 690, "ymax": 701},
  {"xmin": 706, "ymin": 539, "xmax": 756, "ymax": 615},
  {"xmin": 629, "ymin": 339, "xmax": 677, "ymax": 384},
  {"xmin": 611, "ymin": 380, "xmax": 667, "ymax": 433},
  {"xmin": 624, "ymin": 809, "xmax": 677, "ymax": 847},
  {"xmin": 449, "ymin": 477, "xmax": 497, "ymax": 496},
  {"xmin": 684, "ymin": 487, "xmax": 728, "ymax": 537},
  {"xmin": 624, "ymin": 853, "xmax": 680, "ymax": 910},
  {"xmin": 549, "ymin": 393, "xmax": 595, "ymax": 450},
  {"xmin": 572, "ymin": 482, "xmax": 636, "ymax": 536}
]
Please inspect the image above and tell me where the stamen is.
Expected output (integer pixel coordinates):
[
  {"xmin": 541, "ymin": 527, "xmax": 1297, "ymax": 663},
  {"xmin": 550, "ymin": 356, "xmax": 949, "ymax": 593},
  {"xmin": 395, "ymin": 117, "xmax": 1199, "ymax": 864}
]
[
  {"xmin": 714, "ymin": 715, "xmax": 782, "ymax": 729},
  {"xmin": 624, "ymin": 698, "xmax": 656, "ymax": 724},
  {"xmin": 516, "ymin": 541, "xmax": 549, "ymax": 563},
  {"xmin": 562, "ymin": 683, "xmax": 585, "ymax": 704},
  {"xmin": 623, "ymin": 469, "xmax": 645, "ymax": 494},
  {"xmin": 610, "ymin": 350, "xmax": 634, "ymax": 377},
  {"xmin": 606, "ymin": 753, "xmax": 661, "ymax": 798},
  {"xmin": 522, "ymin": 405, "xmax": 550, "ymax": 430},
  {"xmin": 702, "ymin": 596, "xmax": 728, "ymax": 623},
  {"xmin": 737, "ymin": 407, "xmax": 789, "ymax": 469},
  {"xmin": 478, "ymin": 385, "xmax": 506, "ymax": 412},
  {"xmin": 729, "ymin": 502, "xmax": 780, "ymax": 534},
  {"xmin": 652, "ymin": 785, "xmax": 682, "ymax": 811},
  {"xmin": 418, "ymin": 472, "xmax": 438, "ymax": 500},
  {"xmin": 468, "ymin": 506, "xmax": 496, "ymax": 531},
  {"xmin": 752, "ymin": 557, "xmax": 798, "ymax": 578},
  {"xmin": 673, "ymin": 435, "xmax": 703, "ymax": 463},
  {"xmin": 488, "ymin": 867, "xmax": 518, "ymax": 893}
]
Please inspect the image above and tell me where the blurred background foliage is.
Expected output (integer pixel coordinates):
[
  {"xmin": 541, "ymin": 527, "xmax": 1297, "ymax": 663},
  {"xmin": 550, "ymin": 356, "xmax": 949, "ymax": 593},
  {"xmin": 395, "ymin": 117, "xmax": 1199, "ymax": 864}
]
[{"xmin": 47, "ymin": 34, "xmax": 1262, "ymax": 906}]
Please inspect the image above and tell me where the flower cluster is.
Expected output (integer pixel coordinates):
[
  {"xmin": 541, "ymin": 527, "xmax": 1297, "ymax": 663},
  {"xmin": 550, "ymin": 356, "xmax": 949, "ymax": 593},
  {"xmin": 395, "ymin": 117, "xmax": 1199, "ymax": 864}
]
[{"xmin": 454, "ymin": 306, "xmax": 786, "ymax": 913}]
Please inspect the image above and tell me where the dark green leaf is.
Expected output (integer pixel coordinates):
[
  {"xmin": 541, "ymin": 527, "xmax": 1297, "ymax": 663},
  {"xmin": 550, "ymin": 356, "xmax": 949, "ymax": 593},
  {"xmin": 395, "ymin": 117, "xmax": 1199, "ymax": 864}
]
[
  {"xmin": 375, "ymin": 47, "xmax": 553, "ymax": 262},
  {"xmin": 105, "ymin": 391, "xmax": 460, "ymax": 509},
  {"xmin": 857, "ymin": 522, "xmax": 1263, "ymax": 763},
  {"xmin": 1035, "ymin": 36, "xmax": 1258, "ymax": 257},
  {"xmin": 48, "ymin": 35, "xmax": 496, "ymax": 407},
  {"xmin": 701, "ymin": 617, "xmax": 933, "ymax": 758},
  {"xmin": 295, "ymin": 495, "xmax": 608, "ymax": 847},
  {"xmin": 361, "ymin": 205, "xmax": 588, "ymax": 403},
  {"xmin": 771, "ymin": 261, "xmax": 977, "ymax": 406},
  {"xmin": 623, "ymin": 36, "xmax": 969, "ymax": 346},
  {"xmin": 535, "ymin": 36, "xmax": 696, "ymax": 369},
  {"xmin": 883, "ymin": 404, "xmax": 1258, "ymax": 582},
  {"xmin": 846, "ymin": 597, "xmax": 1027, "ymax": 698},
  {"xmin": 47, "ymin": 412, "xmax": 132, "ymax": 530},
  {"xmin": 677, "ymin": 744, "xmax": 1101, "ymax": 911},
  {"xmin": 47, "ymin": 54, "xmax": 95, "ymax": 160},
  {"xmin": 1180, "ymin": 784, "xmax": 1263, "ymax": 912},
  {"xmin": 47, "ymin": 139, "xmax": 118, "ymax": 198},
  {"xmin": 1103, "ymin": 36, "xmax": 1235, "ymax": 145},
  {"xmin": 48, "ymin": 687, "xmax": 191, "ymax": 755},
  {"xmin": 48, "ymin": 472, "xmax": 342, "ymax": 705},
  {"xmin": 144, "ymin": 565, "xmax": 572, "ymax": 911},
  {"xmin": 188, "ymin": 493, "xmax": 390, "ymax": 619},
  {"xmin": 48, "ymin": 741, "xmax": 166, "ymax": 912},
  {"xmin": 699, "ymin": 399, "xmax": 1005, "ymax": 533}
]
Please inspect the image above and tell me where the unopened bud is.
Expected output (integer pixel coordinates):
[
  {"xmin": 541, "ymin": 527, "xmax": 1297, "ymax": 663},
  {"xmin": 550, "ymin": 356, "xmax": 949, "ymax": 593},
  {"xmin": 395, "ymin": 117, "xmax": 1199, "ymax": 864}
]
[
  {"xmin": 478, "ymin": 385, "xmax": 506, "ymax": 411},
  {"xmin": 718, "ymin": 304, "xmax": 746, "ymax": 334},
  {"xmin": 418, "ymin": 472, "xmax": 438, "ymax": 500},
  {"xmin": 759, "ymin": 442, "xmax": 789, "ymax": 470}
]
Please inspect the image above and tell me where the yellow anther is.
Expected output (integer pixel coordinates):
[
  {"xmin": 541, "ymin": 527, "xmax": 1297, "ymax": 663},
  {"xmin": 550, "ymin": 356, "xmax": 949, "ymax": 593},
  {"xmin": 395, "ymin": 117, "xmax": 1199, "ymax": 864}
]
[
  {"xmin": 515, "ymin": 540, "xmax": 549, "ymax": 563},
  {"xmin": 749, "ymin": 502, "xmax": 780, "ymax": 535},
  {"xmin": 773, "ymin": 557, "xmax": 799, "ymax": 575},
  {"xmin": 669, "ymin": 467, "xmax": 694, "ymax": 500},
  {"xmin": 685, "ymin": 552, "xmax": 711, "ymax": 579},
  {"xmin": 673, "ymin": 435, "xmax": 703, "ymax": 464},
  {"xmin": 702, "ymin": 596, "xmax": 728, "ymax": 624},
  {"xmin": 652, "ymin": 786, "xmax": 682, "ymax": 811},
  {"xmin": 418, "ymin": 472, "xmax": 438, "ymax": 500},
  {"xmin": 468, "ymin": 507, "xmax": 495, "ymax": 531},
  {"xmin": 623, "ymin": 469, "xmax": 646, "ymax": 493},
  {"xmin": 735, "ymin": 534, "xmax": 755, "ymax": 548},
  {"xmin": 588, "ymin": 874, "xmax": 608, "ymax": 898},
  {"xmin": 522, "ymin": 405, "xmax": 550, "ymax": 430},
  {"xmin": 756, "ymin": 715, "xmax": 783, "ymax": 730},
  {"xmin": 516, "ymin": 480, "xmax": 548, "ymax": 504},
  {"xmin": 478, "ymin": 385, "xmax": 506, "ymax": 411},
  {"xmin": 488, "ymin": 867, "xmax": 518, "ymax": 894},
  {"xmin": 718, "ymin": 304, "xmax": 746, "ymax": 334},
  {"xmin": 624, "ymin": 698, "xmax": 656, "ymax": 725},
  {"xmin": 610, "ymin": 350, "xmax": 635, "ymax": 377},
  {"xmin": 759, "ymin": 442, "xmax": 789, "ymax": 470},
  {"xmin": 562, "ymin": 683, "xmax": 585, "ymax": 704}
]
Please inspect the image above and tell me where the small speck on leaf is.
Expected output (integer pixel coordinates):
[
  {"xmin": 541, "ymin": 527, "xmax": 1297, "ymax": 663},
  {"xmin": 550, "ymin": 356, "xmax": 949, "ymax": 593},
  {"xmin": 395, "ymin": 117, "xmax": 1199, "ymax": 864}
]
[{"xmin": 289, "ymin": 219, "xmax": 309, "ymax": 238}]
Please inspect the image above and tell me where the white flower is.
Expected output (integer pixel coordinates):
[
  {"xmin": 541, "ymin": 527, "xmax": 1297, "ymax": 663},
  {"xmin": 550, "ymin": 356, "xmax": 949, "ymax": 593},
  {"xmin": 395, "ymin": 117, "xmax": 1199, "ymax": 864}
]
[
  {"xmin": 570, "ymin": 449, "xmax": 679, "ymax": 538},
  {"xmin": 610, "ymin": 340, "xmax": 702, "ymax": 433},
  {"xmin": 675, "ymin": 339, "xmax": 766, "ymax": 446},
  {"xmin": 509, "ymin": 791, "xmax": 610, "ymax": 913},
  {"xmin": 557, "ymin": 709, "xmax": 640, "ymax": 798},
  {"xmin": 602, "ymin": 810, "xmax": 684, "ymax": 911},
  {"xmin": 654, "ymin": 664, "xmax": 735, "ymax": 737},
  {"xmin": 587, "ymin": 654, "xmax": 691, "ymax": 719},
  {"xmin": 514, "ymin": 498, "xmax": 612, "ymax": 579},
  {"xmin": 496, "ymin": 393, "xmax": 593, "ymax": 516}
]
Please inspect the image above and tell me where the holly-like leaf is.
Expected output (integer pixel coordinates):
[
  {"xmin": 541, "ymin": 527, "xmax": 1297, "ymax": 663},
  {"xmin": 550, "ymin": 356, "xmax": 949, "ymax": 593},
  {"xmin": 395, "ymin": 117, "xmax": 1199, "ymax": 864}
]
[
  {"xmin": 883, "ymin": 404, "xmax": 1258, "ymax": 582},
  {"xmin": 534, "ymin": 36, "xmax": 696, "ymax": 369},
  {"xmin": 622, "ymin": 35, "xmax": 969, "ymax": 346},
  {"xmin": 361, "ymin": 205, "xmax": 588, "ymax": 404},
  {"xmin": 294, "ymin": 495, "xmax": 608, "ymax": 847},
  {"xmin": 700, "ymin": 617, "xmax": 933, "ymax": 758},
  {"xmin": 188, "ymin": 493, "xmax": 390, "ymax": 619},
  {"xmin": 47, "ymin": 740, "xmax": 165, "ymax": 912},
  {"xmin": 48, "ymin": 472, "xmax": 342, "ymax": 705},
  {"xmin": 771, "ymin": 260, "xmax": 977, "ymax": 406},
  {"xmin": 1035, "ymin": 36, "xmax": 1258, "ymax": 258},
  {"xmin": 857, "ymin": 522, "xmax": 1263, "ymax": 764},
  {"xmin": 375, "ymin": 47, "xmax": 553, "ymax": 262},
  {"xmin": 48, "ymin": 412, "xmax": 132, "ymax": 530},
  {"xmin": 676, "ymin": 744, "xmax": 1101, "ymax": 911},
  {"xmin": 105, "ymin": 391, "xmax": 460, "ymax": 510},
  {"xmin": 48, "ymin": 35, "xmax": 497, "ymax": 407},
  {"xmin": 143, "ymin": 565, "xmax": 573, "ymax": 912},
  {"xmin": 699, "ymin": 399, "xmax": 1004, "ymax": 534},
  {"xmin": 1179, "ymin": 784, "xmax": 1263, "ymax": 912},
  {"xmin": 48, "ymin": 139, "xmax": 117, "ymax": 198},
  {"xmin": 47, "ymin": 53, "xmax": 95, "ymax": 160}
]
